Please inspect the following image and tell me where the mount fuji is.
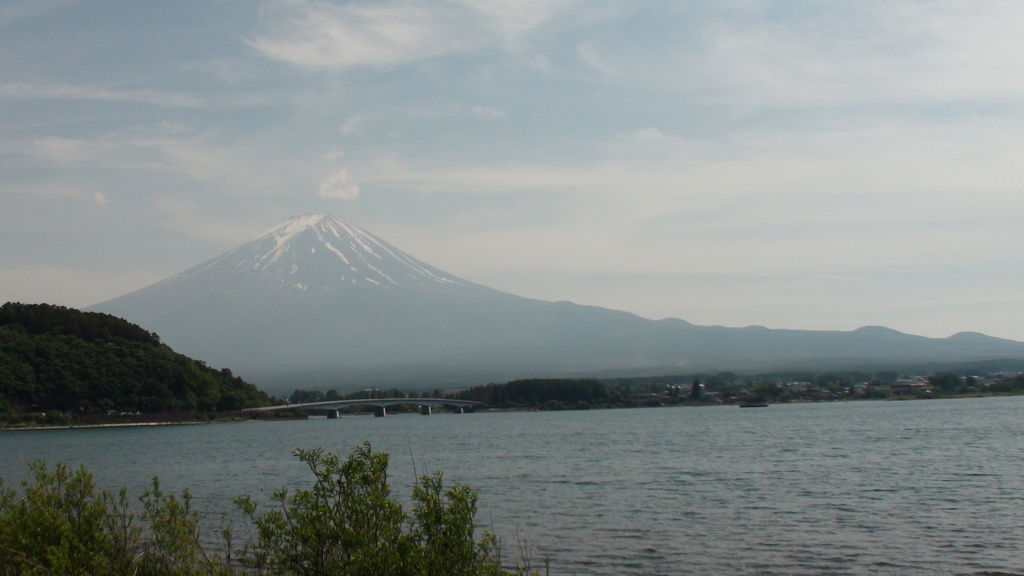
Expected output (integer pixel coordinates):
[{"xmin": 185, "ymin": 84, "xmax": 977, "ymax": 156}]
[{"xmin": 88, "ymin": 213, "xmax": 1024, "ymax": 391}]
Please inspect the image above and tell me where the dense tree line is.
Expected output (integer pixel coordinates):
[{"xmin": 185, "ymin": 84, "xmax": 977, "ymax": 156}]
[
  {"xmin": 452, "ymin": 378, "xmax": 613, "ymax": 408},
  {"xmin": 289, "ymin": 381, "xmax": 620, "ymax": 411},
  {"xmin": 292, "ymin": 367, "xmax": 1024, "ymax": 415},
  {"xmin": 289, "ymin": 387, "xmax": 425, "ymax": 404},
  {"xmin": 0, "ymin": 301, "xmax": 163, "ymax": 346},
  {"xmin": 0, "ymin": 303, "xmax": 271, "ymax": 418},
  {"xmin": 987, "ymin": 373, "xmax": 1024, "ymax": 393}
]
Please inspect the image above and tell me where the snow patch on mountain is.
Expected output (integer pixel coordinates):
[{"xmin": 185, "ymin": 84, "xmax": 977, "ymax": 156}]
[
  {"xmin": 166, "ymin": 213, "xmax": 465, "ymax": 292},
  {"xmin": 261, "ymin": 213, "xmax": 329, "ymax": 249}
]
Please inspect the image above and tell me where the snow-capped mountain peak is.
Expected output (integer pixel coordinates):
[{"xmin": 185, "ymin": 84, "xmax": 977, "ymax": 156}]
[{"xmin": 174, "ymin": 213, "xmax": 464, "ymax": 292}]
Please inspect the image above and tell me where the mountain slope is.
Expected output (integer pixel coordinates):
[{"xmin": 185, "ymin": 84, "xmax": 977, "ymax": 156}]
[{"xmin": 87, "ymin": 214, "xmax": 1024, "ymax": 390}]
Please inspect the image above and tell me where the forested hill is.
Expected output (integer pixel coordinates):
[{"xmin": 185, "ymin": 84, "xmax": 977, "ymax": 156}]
[{"xmin": 0, "ymin": 302, "xmax": 272, "ymax": 416}]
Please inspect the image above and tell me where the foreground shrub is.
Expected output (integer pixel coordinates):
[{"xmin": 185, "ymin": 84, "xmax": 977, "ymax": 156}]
[
  {"xmin": 0, "ymin": 461, "xmax": 228, "ymax": 576},
  {"xmin": 233, "ymin": 443, "xmax": 504, "ymax": 575},
  {"xmin": 0, "ymin": 444, "xmax": 524, "ymax": 575}
]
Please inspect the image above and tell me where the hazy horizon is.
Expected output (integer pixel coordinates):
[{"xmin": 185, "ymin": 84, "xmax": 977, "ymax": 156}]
[{"xmin": 3, "ymin": 2, "xmax": 1022, "ymax": 341}]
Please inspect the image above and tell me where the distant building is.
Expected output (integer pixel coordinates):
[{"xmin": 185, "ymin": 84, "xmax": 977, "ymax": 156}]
[{"xmin": 891, "ymin": 379, "xmax": 933, "ymax": 396}]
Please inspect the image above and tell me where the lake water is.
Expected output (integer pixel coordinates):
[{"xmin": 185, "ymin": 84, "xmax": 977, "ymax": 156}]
[{"xmin": 2, "ymin": 397, "xmax": 1024, "ymax": 575}]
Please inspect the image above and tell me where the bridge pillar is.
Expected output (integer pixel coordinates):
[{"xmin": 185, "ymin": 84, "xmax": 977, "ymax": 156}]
[
  {"xmin": 454, "ymin": 406, "xmax": 464, "ymax": 414},
  {"xmin": 326, "ymin": 410, "xmax": 339, "ymax": 419},
  {"xmin": 374, "ymin": 406, "xmax": 387, "ymax": 418},
  {"xmin": 419, "ymin": 405, "xmax": 432, "ymax": 415}
]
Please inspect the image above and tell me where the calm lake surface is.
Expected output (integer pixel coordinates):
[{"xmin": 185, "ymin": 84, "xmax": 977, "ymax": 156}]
[{"xmin": 3, "ymin": 397, "xmax": 1024, "ymax": 575}]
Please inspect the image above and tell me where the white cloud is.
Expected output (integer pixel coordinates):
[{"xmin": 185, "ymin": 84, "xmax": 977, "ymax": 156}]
[
  {"xmin": 249, "ymin": 0, "xmax": 593, "ymax": 69},
  {"xmin": 358, "ymin": 112, "xmax": 1024, "ymax": 279},
  {"xmin": 458, "ymin": 0, "xmax": 593, "ymax": 49},
  {"xmin": 183, "ymin": 59, "xmax": 261, "ymax": 85},
  {"xmin": 11, "ymin": 125, "xmax": 296, "ymax": 199},
  {"xmin": 575, "ymin": 2, "xmax": 1024, "ymax": 107},
  {"xmin": 2, "ymin": 181, "xmax": 110, "ymax": 205},
  {"xmin": 717, "ymin": 2, "xmax": 1024, "ymax": 105},
  {"xmin": 323, "ymin": 148, "xmax": 345, "ymax": 161},
  {"xmin": 28, "ymin": 136, "xmax": 104, "ymax": 166},
  {"xmin": 0, "ymin": 82, "xmax": 205, "ymax": 108},
  {"xmin": 250, "ymin": 0, "xmax": 483, "ymax": 69},
  {"xmin": 340, "ymin": 115, "xmax": 361, "ymax": 134},
  {"xmin": 471, "ymin": 105, "xmax": 505, "ymax": 119},
  {"xmin": 317, "ymin": 167, "xmax": 360, "ymax": 199},
  {"xmin": 0, "ymin": 0, "xmax": 76, "ymax": 26}
]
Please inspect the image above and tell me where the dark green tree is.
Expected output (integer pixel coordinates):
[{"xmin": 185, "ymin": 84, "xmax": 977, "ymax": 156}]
[
  {"xmin": 0, "ymin": 461, "xmax": 230, "ymax": 576},
  {"xmin": 233, "ymin": 443, "xmax": 504, "ymax": 576},
  {"xmin": 750, "ymin": 380, "xmax": 782, "ymax": 403},
  {"xmin": 928, "ymin": 372, "xmax": 961, "ymax": 393},
  {"xmin": 0, "ymin": 303, "xmax": 271, "ymax": 419}
]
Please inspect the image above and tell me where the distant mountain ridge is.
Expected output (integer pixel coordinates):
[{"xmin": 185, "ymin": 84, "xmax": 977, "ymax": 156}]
[{"xmin": 87, "ymin": 213, "xmax": 1024, "ymax": 391}]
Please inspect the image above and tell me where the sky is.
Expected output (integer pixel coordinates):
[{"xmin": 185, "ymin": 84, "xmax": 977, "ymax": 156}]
[{"xmin": 2, "ymin": 0, "xmax": 1023, "ymax": 341}]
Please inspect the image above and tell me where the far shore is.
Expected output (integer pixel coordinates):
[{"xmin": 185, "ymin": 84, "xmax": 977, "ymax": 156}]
[
  {"xmin": 6, "ymin": 390, "xmax": 1024, "ymax": 432},
  {"xmin": 0, "ymin": 420, "xmax": 220, "ymax": 432}
]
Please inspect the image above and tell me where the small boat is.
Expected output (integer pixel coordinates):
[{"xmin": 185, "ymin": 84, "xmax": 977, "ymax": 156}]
[{"xmin": 738, "ymin": 402, "xmax": 768, "ymax": 408}]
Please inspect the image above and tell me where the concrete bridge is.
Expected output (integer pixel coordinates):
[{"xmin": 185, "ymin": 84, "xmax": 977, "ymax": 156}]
[{"xmin": 246, "ymin": 398, "xmax": 483, "ymax": 418}]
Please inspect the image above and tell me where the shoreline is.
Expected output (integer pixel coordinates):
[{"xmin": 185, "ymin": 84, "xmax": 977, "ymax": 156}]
[
  {"xmin": 5, "ymin": 392, "xmax": 1021, "ymax": 431},
  {"xmin": 0, "ymin": 420, "xmax": 218, "ymax": 432}
]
